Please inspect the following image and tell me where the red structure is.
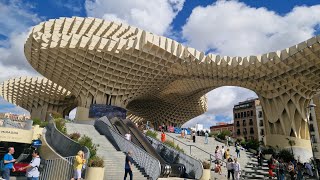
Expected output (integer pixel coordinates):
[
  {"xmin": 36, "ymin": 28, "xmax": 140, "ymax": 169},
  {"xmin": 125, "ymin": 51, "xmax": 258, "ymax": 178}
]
[{"xmin": 210, "ymin": 123, "xmax": 234, "ymax": 136}]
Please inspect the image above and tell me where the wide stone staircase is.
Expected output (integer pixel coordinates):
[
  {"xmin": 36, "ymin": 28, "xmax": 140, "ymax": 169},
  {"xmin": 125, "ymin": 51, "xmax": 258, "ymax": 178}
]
[
  {"xmin": 66, "ymin": 123, "xmax": 148, "ymax": 180},
  {"xmin": 241, "ymin": 155, "xmax": 269, "ymax": 179}
]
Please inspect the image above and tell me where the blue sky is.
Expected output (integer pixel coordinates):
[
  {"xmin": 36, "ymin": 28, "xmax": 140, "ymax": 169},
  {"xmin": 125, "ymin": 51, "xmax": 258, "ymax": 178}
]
[{"xmin": 1, "ymin": 0, "xmax": 320, "ymax": 128}]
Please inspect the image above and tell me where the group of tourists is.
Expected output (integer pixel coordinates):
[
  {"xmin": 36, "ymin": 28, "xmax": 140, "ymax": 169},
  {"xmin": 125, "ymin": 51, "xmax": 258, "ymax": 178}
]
[
  {"xmin": 1, "ymin": 147, "xmax": 41, "ymax": 180},
  {"xmin": 267, "ymin": 156, "xmax": 315, "ymax": 180}
]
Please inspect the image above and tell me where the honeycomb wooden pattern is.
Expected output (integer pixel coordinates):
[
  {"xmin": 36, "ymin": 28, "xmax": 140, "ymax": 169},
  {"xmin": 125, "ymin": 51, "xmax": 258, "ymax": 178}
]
[
  {"xmin": 0, "ymin": 77, "xmax": 77, "ymax": 120},
  {"xmin": 24, "ymin": 17, "xmax": 320, "ymax": 139}
]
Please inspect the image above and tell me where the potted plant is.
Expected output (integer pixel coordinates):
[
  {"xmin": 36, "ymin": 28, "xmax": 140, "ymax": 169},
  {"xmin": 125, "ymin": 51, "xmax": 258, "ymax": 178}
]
[
  {"xmin": 85, "ymin": 156, "xmax": 105, "ymax": 180},
  {"xmin": 200, "ymin": 160, "xmax": 211, "ymax": 180}
]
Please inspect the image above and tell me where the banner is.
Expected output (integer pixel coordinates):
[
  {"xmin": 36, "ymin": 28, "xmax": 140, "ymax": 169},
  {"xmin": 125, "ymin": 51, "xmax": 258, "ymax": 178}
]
[{"xmin": 0, "ymin": 127, "xmax": 33, "ymax": 144}]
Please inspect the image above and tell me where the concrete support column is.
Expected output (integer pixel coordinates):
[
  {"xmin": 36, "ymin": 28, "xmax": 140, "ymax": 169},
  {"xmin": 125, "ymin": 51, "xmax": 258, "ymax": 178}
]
[{"xmin": 75, "ymin": 107, "xmax": 94, "ymax": 121}]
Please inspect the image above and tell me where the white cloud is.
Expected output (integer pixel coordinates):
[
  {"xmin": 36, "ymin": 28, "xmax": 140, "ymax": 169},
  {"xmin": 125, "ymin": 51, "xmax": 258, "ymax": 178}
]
[
  {"xmin": 181, "ymin": 1, "xmax": 320, "ymax": 125},
  {"xmin": 182, "ymin": 1, "xmax": 320, "ymax": 56},
  {"xmin": 85, "ymin": 0, "xmax": 185, "ymax": 35},
  {"xmin": 0, "ymin": 97, "xmax": 29, "ymax": 115},
  {"xmin": 182, "ymin": 113, "xmax": 217, "ymax": 129}
]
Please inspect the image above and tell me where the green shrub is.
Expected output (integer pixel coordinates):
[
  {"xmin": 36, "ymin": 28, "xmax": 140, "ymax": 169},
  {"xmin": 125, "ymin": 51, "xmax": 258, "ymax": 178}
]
[
  {"xmin": 262, "ymin": 147, "xmax": 275, "ymax": 155},
  {"xmin": 164, "ymin": 140, "xmax": 184, "ymax": 153},
  {"xmin": 209, "ymin": 132, "xmax": 217, "ymax": 137},
  {"xmin": 33, "ymin": 118, "xmax": 41, "ymax": 126},
  {"xmin": 39, "ymin": 121, "xmax": 49, "ymax": 128},
  {"xmin": 278, "ymin": 149, "xmax": 294, "ymax": 163},
  {"xmin": 217, "ymin": 130, "xmax": 232, "ymax": 140},
  {"xmin": 146, "ymin": 130, "xmax": 158, "ymax": 140},
  {"xmin": 88, "ymin": 156, "xmax": 104, "ymax": 167},
  {"xmin": 78, "ymin": 135, "xmax": 98, "ymax": 158},
  {"xmin": 246, "ymin": 139, "xmax": 260, "ymax": 150},
  {"xmin": 54, "ymin": 118, "xmax": 67, "ymax": 135},
  {"xmin": 69, "ymin": 132, "xmax": 81, "ymax": 141}
]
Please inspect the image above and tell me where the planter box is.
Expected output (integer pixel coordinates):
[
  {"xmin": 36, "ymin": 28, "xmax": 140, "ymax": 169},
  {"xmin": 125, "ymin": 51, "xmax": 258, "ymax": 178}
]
[
  {"xmin": 200, "ymin": 169, "xmax": 211, "ymax": 180},
  {"xmin": 85, "ymin": 167, "xmax": 105, "ymax": 180}
]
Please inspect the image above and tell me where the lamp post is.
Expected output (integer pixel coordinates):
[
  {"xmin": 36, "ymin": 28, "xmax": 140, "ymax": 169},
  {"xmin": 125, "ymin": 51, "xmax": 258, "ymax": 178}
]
[{"xmin": 307, "ymin": 103, "xmax": 319, "ymax": 179}]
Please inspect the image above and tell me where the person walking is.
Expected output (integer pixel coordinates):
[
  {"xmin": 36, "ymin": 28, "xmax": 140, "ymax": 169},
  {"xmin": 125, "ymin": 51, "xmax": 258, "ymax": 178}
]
[
  {"xmin": 288, "ymin": 161, "xmax": 296, "ymax": 180},
  {"xmin": 225, "ymin": 149, "xmax": 231, "ymax": 160},
  {"xmin": 296, "ymin": 162, "xmax": 303, "ymax": 180},
  {"xmin": 278, "ymin": 159, "xmax": 286, "ymax": 180},
  {"xmin": 235, "ymin": 145, "xmax": 240, "ymax": 158},
  {"xmin": 125, "ymin": 131, "xmax": 132, "ymax": 141},
  {"xmin": 204, "ymin": 131, "xmax": 208, "ymax": 144},
  {"xmin": 214, "ymin": 161, "xmax": 222, "ymax": 175},
  {"xmin": 233, "ymin": 158, "xmax": 241, "ymax": 180},
  {"xmin": 257, "ymin": 151, "xmax": 263, "ymax": 167},
  {"xmin": 18, "ymin": 149, "xmax": 41, "ymax": 180},
  {"xmin": 71, "ymin": 150, "xmax": 86, "ymax": 180},
  {"xmin": 226, "ymin": 158, "xmax": 234, "ymax": 180},
  {"xmin": 161, "ymin": 131, "xmax": 166, "ymax": 143},
  {"xmin": 220, "ymin": 146, "xmax": 225, "ymax": 160},
  {"xmin": 124, "ymin": 151, "xmax": 133, "ymax": 180},
  {"xmin": 2, "ymin": 147, "xmax": 16, "ymax": 180},
  {"xmin": 215, "ymin": 146, "xmax": 220, "ymax": 162}
]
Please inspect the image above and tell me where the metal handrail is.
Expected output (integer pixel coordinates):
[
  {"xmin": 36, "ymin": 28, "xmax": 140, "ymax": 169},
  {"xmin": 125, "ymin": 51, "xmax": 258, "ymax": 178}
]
[
  {"xmin": 165, "ymin": 133, "xmax": 227, "ymax": 166},
  {"xmin": 95, "ymin": 117, "xmax": 161, "ymax": 180},
  {"xmin": 147, "ymin": 136, "xmax": 203, "ymax": 179},
  {"xmin": 40, "ymin": 156, "xmax": 76, "ymax": 180}
]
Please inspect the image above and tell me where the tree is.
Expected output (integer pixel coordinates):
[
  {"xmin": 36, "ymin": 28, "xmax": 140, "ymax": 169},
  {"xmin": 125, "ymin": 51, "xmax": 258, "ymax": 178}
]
[{"xmin": 286, "ymin": 138, "xmax": 296, "ymax": 155}]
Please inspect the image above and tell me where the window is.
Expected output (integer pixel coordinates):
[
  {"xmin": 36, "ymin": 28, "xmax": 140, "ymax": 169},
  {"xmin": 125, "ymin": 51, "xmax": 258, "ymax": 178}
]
[
  {"xmin": 238, "ymin": 113, "xmax": 240, "ymax": 118},
  {"xmin": 309, "ymin": 113, "xmax": 313, "ymax": 121},
  {"xmin": 247, "ymin": 111, "xmax": 250, "ymax": 117},
  {"xmin": 236, "ymin": 121, "xmax": 240, "ymax": 127},
  {"xmin": 243, "ymin": 128, "xmax": 247, "ymax": 135},
  {"xmin": 237, "ymin": 129, "xmax": 241, "ymax": 135},
  {"xmin": 311, "ymin": 135, "xmax": 317, "ymax": 143},
  {"xmin": 241, "ymin": 112, "xmax": 243, "ymax": 118},
  {"xmin": 260, "ymin": 129, "xmax": 264, "ymax": 136},
  {"xmin": 243, "ymin": 120, "xmax": 246, "ymax": 126},
  {"xmin": 244, "ymin": 112, "xmax": 247, "ymax": 117},
  {"xmin": 251, "ymin": 110, "xmax": 253, "ymax": 116},
  {"xmin": 250, "ymin": 127, "xmax": 254, "ymax": 134},
  {"xmin": 259, "ymin": 120, "xmax": 263, "ymax": 127},
  {"xmin": 249, "ymin": 119, "xmax": 253, "ymax": 125},
  {"xmin": 258, "ymin": 111, "xmax": 263, "ymax": 118},
  {"xmin": 234, "ymin": 113, "xmax": 237, "ymax": 119}
]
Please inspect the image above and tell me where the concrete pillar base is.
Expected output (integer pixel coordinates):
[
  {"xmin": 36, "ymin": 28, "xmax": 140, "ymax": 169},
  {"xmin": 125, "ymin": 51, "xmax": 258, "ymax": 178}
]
[{"xmin": 75, "ymin": 107, "xmax": 95, "ymax": 121}]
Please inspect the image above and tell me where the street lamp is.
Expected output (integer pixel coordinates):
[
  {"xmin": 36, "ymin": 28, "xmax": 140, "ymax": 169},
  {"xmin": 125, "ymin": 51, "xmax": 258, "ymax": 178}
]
[{"xmin": 307, "ymin": 103, "xmax": 319, "ymax": 179}]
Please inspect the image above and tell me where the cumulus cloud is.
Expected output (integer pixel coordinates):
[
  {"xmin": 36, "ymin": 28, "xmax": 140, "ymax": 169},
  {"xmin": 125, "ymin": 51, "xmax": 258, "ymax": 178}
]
[
  {"xmin": 182, "ymin": 0, "xmax": 320, "ymax": 56},
  {"xmin": 181, "ymin": 1, "xmax": 320, "ymax": 126},
  {"xmin": 0, "ymin": 98, "xmax": 29, "ymax": 115},
  {"xmin": 85, "ymin": 0, "xmax": 185, "ymax": 35}
]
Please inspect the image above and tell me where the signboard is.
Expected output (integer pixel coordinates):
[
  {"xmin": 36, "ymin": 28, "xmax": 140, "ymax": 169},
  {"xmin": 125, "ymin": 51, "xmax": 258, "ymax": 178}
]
[
  {"xmin": 0, "ymin": 127, "xmax": 33, "ymax": 144},
  {"xmin": 89, "ymin": 104, "xmax": 127, "ymax": 119},
  {"xmin": 234, "ymin": 103, "xmax": 252, "ymax": 110}
]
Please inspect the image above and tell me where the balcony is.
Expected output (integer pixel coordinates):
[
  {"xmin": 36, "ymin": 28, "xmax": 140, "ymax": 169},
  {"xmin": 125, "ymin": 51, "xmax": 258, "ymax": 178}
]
[
  {"xmin": 236, "ymin": 124, "xmax": 240, "ymax": 127},
  {"xmin": 249, "ymin": 121, "xmax": 253, "ymax": 126},
  {"xmin": 237, "ymin": 131, "xmax": 241, "ymax": 135},
  {"xmin": 243, "ymin": 131, "xmax": 247, "ymax": 135},
  {"xmin": 250, "ymin": 131, "xmax": 254, "ymax": 134},
  {"xmin": 243, "ymin": 123, "xmax": 247, "ymax": 126}
]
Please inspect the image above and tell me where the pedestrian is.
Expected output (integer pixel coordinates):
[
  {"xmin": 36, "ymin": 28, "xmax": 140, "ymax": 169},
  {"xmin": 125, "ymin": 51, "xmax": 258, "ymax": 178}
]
[
  {"xmin": 18, "ymin": 149, "xmax": 41, "ymax": 180},
  {"xmin": 305, "ymin": 162, "xmax": 313, "ymax": 177},
  {"xmin": 125, "ymin": 131, "xmax": 131, "ymax": 141},
  {"xmin": 257, "ymin": 151, "xmax": 262, "ymax": 167},
  {"xmin": 204, "ymin": 131, "xmax": 208, "ymax": 144},
  {"xmin": 220, "ymin": 146, "xmax": 225, "ymax": 159},
  {"xmin": 71, "ymin": 150, "xmax": 86, "ymax": 180},
  {"xmin": 2, "ymin": 147, "xmax": 16, "ymax": 180},
  {"xmin": 278, "ymin": 159, "xmax": 286, "ymax": 180},
  {"xmin": 124, "ymin": 151, "xmax": 133, "ymax": 180},
  {"xmin": 225, "ymin": 149, "xmax": 231, "ymax": 160},
  {"xmin": 268, "ymin": 157, "xmax": 275, "ymax": 179},
  {"xmin": 181, "ymin": 129, "xmax": 184, "ymax": 138},
  {"xmin": 296, "ymin": 162, "xmax": 303, "ymax": 180},
  {"xmin": 214, "ymin": 160, "xmax": 222, "ymax": 175},
  {"xmin": 226, "ymin": 158, "xmax": 234, "ymax": 180},
  {"xmin": 161, "ymin": 131, "xmax": 166, "ymax": 143},
  {"xmin": 215, "ymin": 146, "xmax": 220, "ymax": 161},
  {"xmin": 184, "ymin": 129, "xmax": 187, "ymax": 139},
  {"xmin": 288, "ymin": 161, "xmax": 296, "ymax": 180},
  {"xmin": 235, "ymin": 145, "xmax": 240, "ymax": 158},
  {"xmin": 233, "ymin": 158, "xmax": 241, "ymax": 180},
  {"xmin": 192, "ymin": 131, "xmax": 196, "ymax": 143}
]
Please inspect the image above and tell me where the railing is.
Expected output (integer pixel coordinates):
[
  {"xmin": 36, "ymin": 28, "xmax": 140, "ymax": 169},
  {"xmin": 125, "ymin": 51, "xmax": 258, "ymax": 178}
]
[
  {"xmin": 95, "ymin": 117, "xmax": 161, "ymax": 180},
  {"xmin": 45, "ymin": 122, "xmax": 90, "ymax": 159},
  {"xmin": 164, "ymin": 133, "xmax": 227, "ymax": 168},
  {"xmin": 147, "ymin": 136, "xmax": 203, "ymax": 179},
  {"xmin": 40, "ymin": 156, "xmax": 76, "ymax": 180}
]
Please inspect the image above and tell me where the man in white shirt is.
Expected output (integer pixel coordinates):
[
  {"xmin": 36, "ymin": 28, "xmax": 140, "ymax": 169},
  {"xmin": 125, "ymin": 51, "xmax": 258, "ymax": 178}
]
[
  {"xmin": 233, "ymin": 158, "xmax": 241, "ymax": 180},
  {"xmin": 220, "ymin": 146, "xmax": 225, "ymax": 159},
  {"xmin": 125, "ymin": 131, "xmax": 132, "ymax": 141},
  {"xmin": 19, "ymin": 149, "xmax": 41, "ymax": 180}
]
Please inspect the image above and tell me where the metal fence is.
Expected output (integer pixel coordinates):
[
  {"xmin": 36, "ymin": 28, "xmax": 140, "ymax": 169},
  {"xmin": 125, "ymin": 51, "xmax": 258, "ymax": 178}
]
[
  {"xmin": 147, "ymin": 136, "xmax": 203, "ymax": 179},
  {"xmin": 40, "ymin": 156, "xmax": 76, "ymax": 180},
  {"xmin": 95, "ymin": 117, "xmax": 161, "ymax": 180}
]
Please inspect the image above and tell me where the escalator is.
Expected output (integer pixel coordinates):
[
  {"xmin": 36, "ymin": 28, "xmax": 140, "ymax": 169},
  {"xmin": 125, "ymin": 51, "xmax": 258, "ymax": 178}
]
[{"xmin": 109, "ymin": 117, "xmax": 186, "ymax": 177}]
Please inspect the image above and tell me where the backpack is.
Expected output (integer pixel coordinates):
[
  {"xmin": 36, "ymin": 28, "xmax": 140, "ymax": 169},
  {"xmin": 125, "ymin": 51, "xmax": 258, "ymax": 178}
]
[{"xmin": 36, "ymin": 157, "xmax": 46, "ymax": 172}]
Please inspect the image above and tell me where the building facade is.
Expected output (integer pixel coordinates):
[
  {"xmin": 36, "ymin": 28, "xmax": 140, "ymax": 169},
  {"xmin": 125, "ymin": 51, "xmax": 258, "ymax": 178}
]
[
  {"xmin": 210, "ymin": 122, "xmax": 234, "ymax": 135},
  {"xmin": 309, "ymin": 95, "xmax": 320, "ymax": 159},
  {"xmin": 256, "ymin": 103, "xmax": 265, "ymax": 142},
  {"xmin": 233, "ymin": 98, "xmax": 262, "ymax": 141}
]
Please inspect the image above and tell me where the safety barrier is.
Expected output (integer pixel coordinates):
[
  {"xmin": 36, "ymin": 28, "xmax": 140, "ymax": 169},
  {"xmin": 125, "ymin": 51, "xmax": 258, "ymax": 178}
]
[{"xmin": 95, "ymin": 117, "xmax": 161, "ymax": 180}]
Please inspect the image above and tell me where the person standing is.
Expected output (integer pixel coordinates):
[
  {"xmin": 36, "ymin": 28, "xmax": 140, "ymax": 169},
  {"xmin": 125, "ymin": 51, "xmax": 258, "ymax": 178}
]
[
  {"xmin": 288, "ymin": 161, "xmax": 295, "ymax": 180},
  {"xmin": 215, "ymin": 146, "xmax": 220, "ymax": 161},
  {"xmin": 192, "ymin": 131, "xmax": 196, "ymax": 143},
  {"xmin": 225, "ymin": 149, "xmax": 231, "ymax": 160},
  {"xmin": 124, "ymin": 151, "xmax": 133, "ymax": 180},
  {"xmin": 184, "ymin": 129, "xmax": 188, "ymax": 139},
  {"xmin": 125, "ymin": 131, "xmax": 132, "ymax": 141},
  {"xmin": 226, "ymin": 158, "xmax": 234, "ymax": 180},
  {"xmin": 257, "ymin": 151, "xmax": 263, "ymax": 167},
  {"xmin": 278, "ymin": 159, "xmax": 286, "ymax": 180},
  {"xmin": 18, "ymin": 149, "xmax": 41, "ymax": 180},
  {"xmin": 204, "ymin": 131, "xmax": 208, "ymax": 144},
  {"xmin": 161, "ymin": 131, "xmax": 166, "ymax": 143},
  {"xmin": 235, "ymin": 145, "xmax": 240, "ymax": 158},
  {"xmin": 3, "ymin": 147, "xmax": 16, "ymax": 180},
  {"xmin": 233, "ymin": 158, "xmax": 241, "ymax": 180},
  {"xmin": 70, "ymin": 150, "xmax": 86, "ymax": 180},
  {"xmin": 220, "ymin": 146, "xmax": 225, "ymax": 160}
]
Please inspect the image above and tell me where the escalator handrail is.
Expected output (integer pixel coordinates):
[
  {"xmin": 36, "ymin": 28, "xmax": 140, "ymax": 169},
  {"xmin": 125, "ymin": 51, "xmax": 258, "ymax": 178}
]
[{"xmin": 94, "ymin": 117, "xmax": 161, "ymax": 180}]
